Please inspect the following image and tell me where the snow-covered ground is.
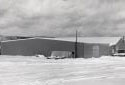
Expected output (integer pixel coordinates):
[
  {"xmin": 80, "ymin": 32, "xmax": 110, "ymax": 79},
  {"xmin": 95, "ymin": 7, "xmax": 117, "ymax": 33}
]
[{"xmin": 0, "ymin": 55, "xmax": 125, "ymax": 85}]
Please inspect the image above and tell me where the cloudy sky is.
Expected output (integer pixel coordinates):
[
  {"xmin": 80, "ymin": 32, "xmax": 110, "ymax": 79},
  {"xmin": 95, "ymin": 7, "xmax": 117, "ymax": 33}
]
[{"xmin": 0, "ymin": 0, "xmax": 124, "ymax": 37}]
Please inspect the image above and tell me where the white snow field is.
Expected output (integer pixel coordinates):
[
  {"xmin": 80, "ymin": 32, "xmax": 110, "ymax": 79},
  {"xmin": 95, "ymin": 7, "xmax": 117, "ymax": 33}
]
[{"xmin": 0, "ymin": 56, "xmax": 125, "ymax": 85}]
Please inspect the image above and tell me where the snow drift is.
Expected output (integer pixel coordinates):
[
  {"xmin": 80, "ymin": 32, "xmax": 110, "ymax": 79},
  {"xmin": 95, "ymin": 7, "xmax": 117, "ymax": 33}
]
[{"xmin": 0, "ymin": 55, "xmax": 125, "ymax": 85}]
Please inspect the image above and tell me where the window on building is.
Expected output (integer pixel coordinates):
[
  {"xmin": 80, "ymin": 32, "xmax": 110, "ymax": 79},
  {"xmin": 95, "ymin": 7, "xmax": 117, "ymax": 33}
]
[{"xmin": 118, "ymin": 50, "xmax": 125, "ymax": 53}]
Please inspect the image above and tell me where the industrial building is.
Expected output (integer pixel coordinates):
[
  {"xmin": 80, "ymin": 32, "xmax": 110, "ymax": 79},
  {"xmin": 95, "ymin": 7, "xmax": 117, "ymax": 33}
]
[{"xmin": 0, "ymin": 37, "xmax": 113, "ymax": 58}]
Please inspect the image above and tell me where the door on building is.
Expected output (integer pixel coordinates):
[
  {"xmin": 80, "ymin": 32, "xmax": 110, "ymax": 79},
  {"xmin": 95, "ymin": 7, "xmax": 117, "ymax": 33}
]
[{"xmin": 93, "ymin": 45, "xmax": 99, "ymax": 58}]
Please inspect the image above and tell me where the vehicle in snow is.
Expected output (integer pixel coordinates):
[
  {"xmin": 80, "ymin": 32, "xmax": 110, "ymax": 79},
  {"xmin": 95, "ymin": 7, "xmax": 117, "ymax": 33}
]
[
  {"xmin": 113, "ymin": 53, "xmax": 125, "ymax": 56},
  {"xmin": 112, "ymin": 50, "xmax": 125, "ymax": 56},
  {"xmin": 47, "ymin": 51, "xmax": 74, "ymax": 59}
]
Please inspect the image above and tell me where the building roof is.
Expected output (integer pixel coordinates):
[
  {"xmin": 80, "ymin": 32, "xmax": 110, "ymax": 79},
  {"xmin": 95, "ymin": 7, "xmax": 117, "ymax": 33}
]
[
  {"xmin": 1, "ymin": 36, "xmax": 121, "ymax": 46},
  {"xmin": 53, "ymin": 37, "xmax": 121, "ymax": 46}
]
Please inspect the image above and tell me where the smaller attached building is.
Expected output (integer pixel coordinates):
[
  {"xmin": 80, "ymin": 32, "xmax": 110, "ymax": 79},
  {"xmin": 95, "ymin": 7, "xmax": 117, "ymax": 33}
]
[{"xmin": 111, "ymin": 37, "xmax": 125, "ymax": 55}]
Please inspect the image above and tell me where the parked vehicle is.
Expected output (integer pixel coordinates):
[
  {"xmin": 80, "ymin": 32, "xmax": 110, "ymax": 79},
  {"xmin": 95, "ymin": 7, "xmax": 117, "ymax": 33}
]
[
  {"xmin": 47, "ymin": 51, "xmax": 74, "ymax": 59},
  {"xmin": 112, "ymin": 50, "xmax": 125, "ymax": 56}
]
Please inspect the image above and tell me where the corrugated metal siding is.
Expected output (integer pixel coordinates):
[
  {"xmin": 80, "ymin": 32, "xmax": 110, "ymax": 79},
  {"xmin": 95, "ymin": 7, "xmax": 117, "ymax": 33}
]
[
  {"xmin": 1, "ymin": 38, "xmax": 110, "ymax": 58},
  {"xmin": 1, "ymin": 39, "xmax": 84, "ymax": 57},
  {"xmin": 84, "ymin": 43, "xmax": 110, "ymax": 58}
]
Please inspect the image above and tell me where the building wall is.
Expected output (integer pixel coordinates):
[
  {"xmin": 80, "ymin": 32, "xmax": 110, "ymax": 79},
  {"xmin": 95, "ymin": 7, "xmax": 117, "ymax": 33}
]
[
  {"xmin": 1, "ymin": 38, "xmax": 110, "ymax": 58},
  {"xmin": 115, "ymin": 38, "xmax": 125, "ymax": 50},
  {"xmin": 1, "ymin": 38, "xmax": 84, "ymax": 57},
  {"xmin": 84, "ymin": 43, "xmax": 110, "ymax": 58}
]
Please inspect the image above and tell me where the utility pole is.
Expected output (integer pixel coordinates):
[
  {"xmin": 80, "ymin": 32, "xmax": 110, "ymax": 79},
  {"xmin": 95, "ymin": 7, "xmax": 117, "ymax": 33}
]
[
  {"xmin": 123, "ymin": 36, "xmax": 125, "ymax": 43},
  {"xmin": 123, "ymin": 36, "xmax": 125, "ymax": 52},
  {"xmin": 74, "ymin": 30, "xmax": 78, "ymax": 58}
]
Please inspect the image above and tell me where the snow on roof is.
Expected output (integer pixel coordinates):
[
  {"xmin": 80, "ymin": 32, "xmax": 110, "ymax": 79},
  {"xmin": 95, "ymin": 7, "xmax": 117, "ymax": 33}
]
[
  {"xmin": 2, "ymin": 37, "xmax": 121, "ymax": 46},
  {"xmin": 53, "ymin": 37, "xmax": 121, "ymax": 46}
]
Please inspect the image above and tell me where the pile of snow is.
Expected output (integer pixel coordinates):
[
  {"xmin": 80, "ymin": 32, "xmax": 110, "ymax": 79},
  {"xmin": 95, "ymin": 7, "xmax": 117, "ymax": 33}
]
[
  {"xmin": 0, "ymin": 55, "xmax": 124, "ymax": 85},
  {"xmin": 35, "ymin": 54, "xmax": 46, "ymax": 59}
]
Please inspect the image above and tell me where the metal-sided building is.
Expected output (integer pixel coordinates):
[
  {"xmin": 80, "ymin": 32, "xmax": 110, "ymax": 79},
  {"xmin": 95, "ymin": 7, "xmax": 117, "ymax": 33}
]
[
  {"xmin": 111, "ymin": 37, "xmax": 125, "ymax": 55},
  {"xmin": 0, "ymin": 37, "xmax": 111, "ymax": 58}
]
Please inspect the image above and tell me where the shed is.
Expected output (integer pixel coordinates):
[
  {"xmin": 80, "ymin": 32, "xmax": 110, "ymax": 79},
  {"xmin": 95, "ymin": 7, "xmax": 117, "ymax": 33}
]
[{"xmin": 111, "ymin": 37, "xmax": 125, "ymax": 55}]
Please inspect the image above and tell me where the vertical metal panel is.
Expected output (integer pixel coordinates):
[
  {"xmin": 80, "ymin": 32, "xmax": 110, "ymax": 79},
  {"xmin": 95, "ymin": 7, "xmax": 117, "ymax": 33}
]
[{"xmin": 93, "ymin": 45, "xmax": 99, "ymax": 58}]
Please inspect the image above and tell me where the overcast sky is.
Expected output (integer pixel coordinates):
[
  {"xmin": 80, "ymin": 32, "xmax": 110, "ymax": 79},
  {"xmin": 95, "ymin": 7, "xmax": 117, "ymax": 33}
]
[{"xmin": 0, "ymin": 0, "xmax": 124, "ymax": 37}]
